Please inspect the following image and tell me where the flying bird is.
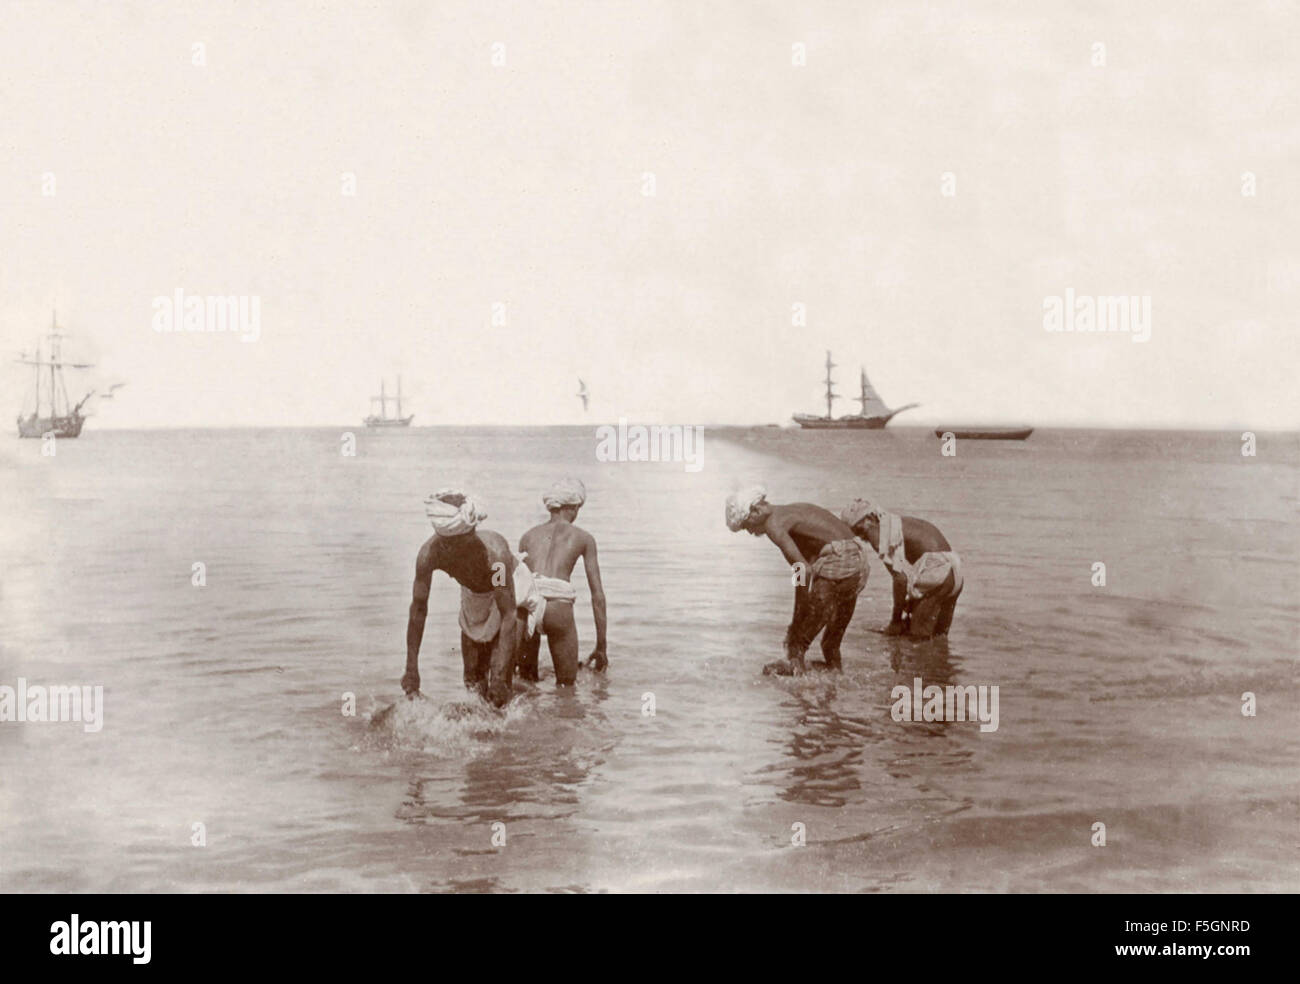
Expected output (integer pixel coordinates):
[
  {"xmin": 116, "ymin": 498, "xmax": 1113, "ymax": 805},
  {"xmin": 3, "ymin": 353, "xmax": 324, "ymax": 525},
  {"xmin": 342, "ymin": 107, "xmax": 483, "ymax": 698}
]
[{"xmin": 576, "ymin": 378, "xmax": 589, "ymax": 412}]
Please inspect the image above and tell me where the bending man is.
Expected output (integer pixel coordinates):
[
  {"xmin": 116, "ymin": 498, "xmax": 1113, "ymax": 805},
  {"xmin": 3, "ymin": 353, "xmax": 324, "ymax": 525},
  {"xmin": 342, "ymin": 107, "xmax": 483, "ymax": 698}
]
[
  {"xmin": 518, "ymin": 477, "xmax": 607, "ymax": 685},
  {"xmin": 725, "ymin": 486, "xmax": 868, "ymax": 675},
  {"xmin": 403, "ymin": 488, "xmax": 532, "ymax": 707},
  {"xmin": 840, "ymin": 498, "xmax": 962, "ymax": 639}
]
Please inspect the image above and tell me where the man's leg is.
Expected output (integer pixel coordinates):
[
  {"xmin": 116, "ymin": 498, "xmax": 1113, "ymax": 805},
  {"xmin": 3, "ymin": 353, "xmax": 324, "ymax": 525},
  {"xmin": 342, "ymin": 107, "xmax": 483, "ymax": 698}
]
[
  {"xmin": 517, "ymin": 623, "xmax": 542, "ymax": 682},
  {"xmin": 782, "ymin": 583, "xmax": 813, "ymax": 656},
  {"xmin": 770, "ymin": 582, "xmax": 829, "ymax": 674},
  {"xmin": 485, "ymin": 619, "xmax": 519, "ymax": 707},
  {"xmin": 907, "ymin": 596, "xmax": 942, "ymax": 639},
  {"xmin": 933, "ymin": 580, "xmax": 962, "ymax": 637},
  {"xmin": 907, "ymin": 572, "xmax": 956, "ymax": 639},
  {"xmin": 818, "ymin": 578, "xmax": 859, "ymax": 669},
  {"xmin": 461, "ymin": 632, "xmax": 492, "ymax": 697},
  {"xmin": 542, "ymin": 602, "xmax": 580, "ymax": 687}
]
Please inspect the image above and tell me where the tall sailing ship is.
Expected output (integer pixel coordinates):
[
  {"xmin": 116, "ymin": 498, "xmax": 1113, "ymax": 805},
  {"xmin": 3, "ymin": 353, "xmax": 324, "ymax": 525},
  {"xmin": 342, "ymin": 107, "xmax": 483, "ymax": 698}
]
[
  {"xmin": 792, "ymin": 350, "xmax": 918, "ymax": 429},
  {"xmin": 363, "ymin": 376, "xmax": 414, "ymax": 428},
  {"xmin": 15, "ymin": 314, "xmax": 96, "ymax": 439}
]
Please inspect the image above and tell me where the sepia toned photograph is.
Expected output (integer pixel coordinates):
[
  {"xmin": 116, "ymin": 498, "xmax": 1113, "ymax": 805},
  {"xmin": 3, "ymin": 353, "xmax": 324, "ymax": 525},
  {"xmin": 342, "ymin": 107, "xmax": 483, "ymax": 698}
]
[{"xmin": 2, "ymin": 0, "xmax": 1296, "ymax": 928}]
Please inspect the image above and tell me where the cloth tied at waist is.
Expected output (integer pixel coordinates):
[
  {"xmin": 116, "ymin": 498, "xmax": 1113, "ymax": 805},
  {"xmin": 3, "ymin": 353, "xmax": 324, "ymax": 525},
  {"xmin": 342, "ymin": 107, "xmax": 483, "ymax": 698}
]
[
  {"xmin": 459, "ymin": 587, "xmax": 503, "ymax": 643},
  {"xmin": 904, "ymin": 551, "xmax": 963, "ymax": 601},
  {"xmin": 533, "ymin": 575, "xmax": 577, "ymax": 602},
  {"xmin": 809, "ymin": 539, "xmax": 869, "ymax": 593},
  {"xmin": 513, "ymin": 560, "xmax": 545, "ymax": 637},
  {"xmin": 459, "ymin": 557, "xmax": 548, "ymax": 642}
]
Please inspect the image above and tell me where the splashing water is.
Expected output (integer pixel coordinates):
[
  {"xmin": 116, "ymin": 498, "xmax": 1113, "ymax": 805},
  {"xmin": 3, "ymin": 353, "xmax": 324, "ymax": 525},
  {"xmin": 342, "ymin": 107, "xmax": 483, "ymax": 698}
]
[{"xmin": 366, "ymin": 692, "xmax": 535, "ymax": 757}]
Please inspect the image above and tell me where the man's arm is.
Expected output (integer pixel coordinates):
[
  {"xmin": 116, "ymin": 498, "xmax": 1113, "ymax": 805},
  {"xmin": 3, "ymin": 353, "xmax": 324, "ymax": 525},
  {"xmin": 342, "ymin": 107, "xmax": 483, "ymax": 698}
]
[
  {"xmin": 766, "ymin": 521, "xmax": 807, "ymax": 570},
  {"xmin": 403, "ymin": 544, "xmax": 435, "ymax": 695},
  {"xmin": 889, "ymin": 573, "xmax": 910, "ymax": 626},
  {"xmin": 583, "ymin": 534, "xmax": 608, "ymax": 670},
  {"xmin": 485, "ymin": 539, "xmax": 518, "ymax": 704}
]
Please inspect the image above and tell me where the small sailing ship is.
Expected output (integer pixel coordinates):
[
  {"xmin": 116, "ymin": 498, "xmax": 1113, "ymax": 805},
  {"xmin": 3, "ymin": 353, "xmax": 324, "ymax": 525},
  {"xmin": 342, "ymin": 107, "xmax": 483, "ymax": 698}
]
[
  {"xmin": 15, "ymin": 313, "xmax": 96, "ymax": 439},
  {"xmin": 792, "ymin": 351, "xmax": 918, "ymax": 429},
  {"xmin": 363, "ymin": 376, "xmax": 414, "ymax": 428}
]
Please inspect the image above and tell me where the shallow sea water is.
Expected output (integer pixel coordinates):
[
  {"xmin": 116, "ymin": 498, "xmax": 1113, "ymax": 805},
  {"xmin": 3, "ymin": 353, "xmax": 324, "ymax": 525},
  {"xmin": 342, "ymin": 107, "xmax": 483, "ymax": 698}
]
[{"xmin": 1, "ymin": 426, "xmax": 1296, "ymax": 892}]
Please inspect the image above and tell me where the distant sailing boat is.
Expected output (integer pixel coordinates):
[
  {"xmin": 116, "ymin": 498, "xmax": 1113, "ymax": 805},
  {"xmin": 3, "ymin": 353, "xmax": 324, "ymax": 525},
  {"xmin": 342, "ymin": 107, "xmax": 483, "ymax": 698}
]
[
  {"xmin": 363, "ymin": 376, "xmax": 414, "ymax": 428},
  {"xmin": 792, "ymin": 350, "xmax": 918, "ymax": 429},
  {"xmin": 15, "ymin": 313, "xmax": 96, "ymax": 439},
  {"xmin": 576, "ymin": 378, "xmax": 589, "ymax": 411}
]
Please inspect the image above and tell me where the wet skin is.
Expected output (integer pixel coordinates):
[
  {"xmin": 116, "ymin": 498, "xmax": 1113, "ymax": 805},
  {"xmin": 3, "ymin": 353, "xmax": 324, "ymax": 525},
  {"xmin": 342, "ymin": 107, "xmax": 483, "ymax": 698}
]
[
  {"xmin": 848, "ymin": 515, "xmax": 959, "ymax": 639},
  {"xmin": 517, "ymin": 506, "xmax": 607, "ymax": 683},
  {"xmin": 404, "ymin": 528, "xmax": 518, "ymax": 707},
  {"xmin": 743, "ymin": 503, "xmax": 861, "ymax": 674},
  {"xmin": 747, "ymin": 502, "xmax": 858, "ymax": 568}
]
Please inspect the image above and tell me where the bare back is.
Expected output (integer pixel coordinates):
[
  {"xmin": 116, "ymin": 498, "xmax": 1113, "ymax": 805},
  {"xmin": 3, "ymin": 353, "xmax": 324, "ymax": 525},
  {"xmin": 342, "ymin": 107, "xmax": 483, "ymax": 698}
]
[
  {"xmin": 763, "ymin": 503, "xmax": 858, "ymax": 566},
  {"xmin": 519, "ymin": 521, "xmax": 591, "ymax": 580},
  {"xmin": 898, "ymin": 516, "xmax": 951, "ymax": 561},
  {"xmin": 856, "ymin": 515, "xmax": 951, "ymax": 564}
]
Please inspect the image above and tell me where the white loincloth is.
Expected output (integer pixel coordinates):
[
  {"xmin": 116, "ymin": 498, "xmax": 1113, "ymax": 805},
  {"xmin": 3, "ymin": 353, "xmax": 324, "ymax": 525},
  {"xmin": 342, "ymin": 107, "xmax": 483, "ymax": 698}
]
[
  {"xmin": 458, "ymin": 557, "xmax": 547, "ymax": 642},
  {"xmin": 459, "ymin": 587, "xmax": 503, "ymax": 644},
  {"xmin": 513, "ymin": 560, "xmax": 545, "ymax": 637},
  {"xmin": 905, "ymin": 551, "xmax": 963, "ymax": 601},
  {"xmin": 532, "ymin": 575, "xmax": 578, "ymax": 603}
]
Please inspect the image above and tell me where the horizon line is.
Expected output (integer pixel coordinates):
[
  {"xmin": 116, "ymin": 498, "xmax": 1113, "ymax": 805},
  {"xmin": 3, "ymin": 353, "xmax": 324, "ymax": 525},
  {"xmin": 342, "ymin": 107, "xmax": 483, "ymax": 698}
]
[{"xmin": 47, "ymin": 422, "xmax": 1299, "ymax": 434}]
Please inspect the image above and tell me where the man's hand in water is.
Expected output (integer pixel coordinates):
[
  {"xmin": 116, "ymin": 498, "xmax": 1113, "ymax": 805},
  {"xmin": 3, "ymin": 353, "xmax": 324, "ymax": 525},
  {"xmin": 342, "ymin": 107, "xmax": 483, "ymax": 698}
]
[
  {"xmin": 400, "ymin": 669, "xmax": 421, "ymax": 696},
  {"xmin": 586, "ymin": 647, "xmax": 608, "ymax": 672}
]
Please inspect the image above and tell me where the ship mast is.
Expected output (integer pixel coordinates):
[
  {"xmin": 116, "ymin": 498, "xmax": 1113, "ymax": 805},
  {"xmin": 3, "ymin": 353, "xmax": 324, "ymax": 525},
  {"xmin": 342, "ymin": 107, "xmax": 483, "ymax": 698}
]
[
  {"xmin": 50, "ymin": 312, "xmax": 63, "ymax": 417},
  {"xmin": 32, "ymin": 337, "xmax": 42, "ymax": 417},
  {"xmin": 823, "ymin": 350, "xmax": 839, "ymax": 419},
  {"xmin": 16, "ymin": 311, "xmax": 94, "ymax": 419},
  {"xmin": 395, "ymin": 375, "xmax": 402, "ymax": 419},
  {"xmin": 856, "ymin": 367, "xmax": 869, "ymax": 416}
]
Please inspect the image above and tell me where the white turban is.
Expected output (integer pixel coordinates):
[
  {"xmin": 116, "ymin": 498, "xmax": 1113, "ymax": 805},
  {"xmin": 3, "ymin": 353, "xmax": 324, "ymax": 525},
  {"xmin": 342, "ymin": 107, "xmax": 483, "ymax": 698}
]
[
  {"xmin": 842, "ymin": 497, "xmax": 906, "ymax": 571},
  {"xmin": 425, "ymin": 488, "xmax": 487, "ymax": 536},
  {"xmin": 725, "ymin": 485, "xmax": 768, "ymax": 532},
  {"xmin": 542, "ymin": 477, "xmax": 586, "ymax": 510},
  {"xmin": 840, "ymin": 497, "xmax": 883, "ymax": 531}
]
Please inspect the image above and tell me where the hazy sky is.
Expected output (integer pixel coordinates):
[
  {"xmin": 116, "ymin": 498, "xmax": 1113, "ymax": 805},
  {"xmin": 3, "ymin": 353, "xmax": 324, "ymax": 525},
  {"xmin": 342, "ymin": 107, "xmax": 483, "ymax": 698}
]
[{"xmin": 2, "ymin": 0, "xmax": 1296, "ymax": 429}]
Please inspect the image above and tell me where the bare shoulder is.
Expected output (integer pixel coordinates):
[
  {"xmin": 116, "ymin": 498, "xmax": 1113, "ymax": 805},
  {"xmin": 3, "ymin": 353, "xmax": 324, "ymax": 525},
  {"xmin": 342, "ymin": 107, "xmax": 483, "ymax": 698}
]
[
  {"xmin": 764, "ymin": 507, "xmax": 796, "ymax": 535},
  {"xmin": 477, "ymin": 528, "xmax": 512, "ymax": 558},
  {"xmin": 416, "ymin": 536, "xmax": 439, "ymax": 574}
]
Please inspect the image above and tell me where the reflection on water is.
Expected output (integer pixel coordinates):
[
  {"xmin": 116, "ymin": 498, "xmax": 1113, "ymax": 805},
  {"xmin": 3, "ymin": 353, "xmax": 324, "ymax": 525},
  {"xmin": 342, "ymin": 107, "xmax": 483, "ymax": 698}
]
[
  {"xmin": 888, "ymin": 635, "xmax": 960, "ymax": 686},
  {"xmin": 782, "ymin": 707, "xmax": 876, "ymax": 809},
  {"xmin": 761, "ymin": 635, "xmax": 973, "ymax": 810},
  {"xmin": 2, "ymin": 427, "xmax": 1298, "ymax": 892}
]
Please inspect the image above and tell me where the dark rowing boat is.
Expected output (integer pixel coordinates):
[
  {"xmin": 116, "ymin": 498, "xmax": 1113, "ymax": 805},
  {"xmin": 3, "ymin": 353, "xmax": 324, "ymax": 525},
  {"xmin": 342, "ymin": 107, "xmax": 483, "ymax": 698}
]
[{"xmin": 934, "ymin": 427, "xmax": 1034, "ymax": 441}]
